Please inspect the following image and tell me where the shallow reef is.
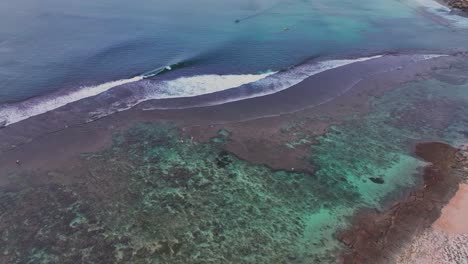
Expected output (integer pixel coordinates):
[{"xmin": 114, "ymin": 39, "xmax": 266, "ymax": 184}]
[
  {"xmin": 1, "ymin": 61, "xmax": 468, "ymax": 264},
  {"xmin": 0, "ymin": 124, "xmax": 353, "ymax": 263}
]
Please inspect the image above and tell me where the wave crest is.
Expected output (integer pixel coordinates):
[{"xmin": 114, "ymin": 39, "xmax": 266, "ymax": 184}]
[{"xmin": 0, "ymin": 54, "xmax": 447, "ymax": 127}]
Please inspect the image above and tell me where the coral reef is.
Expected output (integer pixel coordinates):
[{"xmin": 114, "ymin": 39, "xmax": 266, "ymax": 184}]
[
  {"xmin": 339, "ymin": 142, "xmax": 465, "ymax": 264},
  {"xmin": 0, "ymin": 60, "xmax": 467, "ymax": 264},
  {"xmin": 0, "ymin": 124, "xmax": 353, "ymax": 263},
  {"xmin": 396, "ymin": 146, "xmax": 468, "ymax": 264}
]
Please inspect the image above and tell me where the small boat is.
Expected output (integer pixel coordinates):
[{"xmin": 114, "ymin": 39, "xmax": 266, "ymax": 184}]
[{"xmin": 0, "ymin": 120, "xmax": 7, "ymax": 128}]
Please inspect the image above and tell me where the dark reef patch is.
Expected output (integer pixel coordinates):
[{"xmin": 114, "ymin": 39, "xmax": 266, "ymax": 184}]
[
  {"xmin": 0, "ymin": 56, "xmax": 467, "ymax": 264},
  {"xmin": 369, "ymin": 177, "xmax": 385, "ymax": 184},
  {"xmin": 215, "ymin": 151, "xmax": 232, "ymax": 168},
  {"xmin": 339, "ymin": 142, "xmax": 465, "ymax": 264},
  {"xmin": 0, "ymin": 123, "xmax": 358, "ymax": 264}
]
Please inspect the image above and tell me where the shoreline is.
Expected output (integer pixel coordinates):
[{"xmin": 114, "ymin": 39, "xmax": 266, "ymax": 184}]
[
  {"xmin": 395, "ymin": 144, "xmax": 468, "ymax": 263},
  {"xmin": 338, "ymin": 142, "xmax": 466, "ymax": 263},
  {"xmin": 434, "ymin": 183, "xmax": 468, "ymax": 234}
]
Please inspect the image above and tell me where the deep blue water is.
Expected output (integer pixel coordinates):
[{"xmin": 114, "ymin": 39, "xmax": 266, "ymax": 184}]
[{"xmin": 0, "ymin": 0, "xmax": 467, "ymax": 104}]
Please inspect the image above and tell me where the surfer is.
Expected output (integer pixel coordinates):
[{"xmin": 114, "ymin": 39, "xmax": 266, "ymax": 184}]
[{"xmin": 234, "ymin": 3, "xmax": 280, "ymax": 24}]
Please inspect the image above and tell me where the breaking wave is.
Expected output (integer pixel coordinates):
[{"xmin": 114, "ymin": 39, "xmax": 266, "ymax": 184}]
[
  {"xmin": 0, "ymin": 71, "xmax": 274, "ymax": 126},
  {"xmin": 93, "ymin": 55, "xmax": 384, "ymax": 118},
  {"xmin": 0, "ymin": 76, "xmax": 143, "ymax": 126},
  {"xmin": 0, "ymin": 54, "xmax": 445, "ymax": 127}
]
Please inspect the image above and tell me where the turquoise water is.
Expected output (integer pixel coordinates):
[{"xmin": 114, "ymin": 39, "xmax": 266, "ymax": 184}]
[
  {"xmin": 1, "ymin": 1, "xmax": 468, "ymax": 263},
  {"xmin": 2, "ymin": 60, "xmax": 468, "ymax": 263},
  {"xmin": 0, "ymin": 0, "xmax": 467, "ymax": 103}
]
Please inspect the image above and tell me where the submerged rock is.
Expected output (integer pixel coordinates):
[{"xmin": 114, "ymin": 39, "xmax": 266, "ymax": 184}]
[
  {"xmin": 369, "ymin": 177, "xmax": 385, "ymax": 184},
  {"xmin": 215, "ymin": 151, "xmax": 232, "ymax": 168}
]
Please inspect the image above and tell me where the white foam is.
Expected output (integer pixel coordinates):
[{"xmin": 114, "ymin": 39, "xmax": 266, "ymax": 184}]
[
  {"xmin": 414, "ymin": 0, "xmax": 451, "ymax": 10},
  {"xmin": 139, "ymin": 53, "xmax": 447, "ymax": 111},
  {"xmin": 0, "ymin": 53, "xmax": 446, "ymax": 126},
  {"xmin": 410, "ymin": 54, "xmax": 449, "ymax": 63},
  {"xmin": 244, "ymin": 55, "xmax": 384, "ymax": 97},
  {"xmin": 0, "ymin": 55, "xmax": 383, "ymax": 126},
  {"xmin": 88, "ymin": 55, "xmax": 383, "ymax": 119},
  {"xmin": 134, "ymin": 55, "xmax": 384, "ymax": 110},
  {"xmin": 90, "ymin": 72, "xmax": 277, "ymax": 120},
  {"xmin": 0, "ymin": 73, "xmax": 276, "ymax": 126},
  {"xmin": 143, "ymin": 72, "xmax": 275, "ymax": 99},
  {"xmin": 0, "ymin": 76, "xmax": 143, "ymax": 126},
  {"xmin": 411, "ymin": 0, "xmax": 468, "ymax": 27}
]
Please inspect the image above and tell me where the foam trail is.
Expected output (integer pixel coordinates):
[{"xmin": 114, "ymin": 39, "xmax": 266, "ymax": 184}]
[
  {"xmin": 141, "ymin": 62, "xmax": 184, "ymax": 78},
  {"xmin": 0, "ymin": 76, "xmax": 143, "ymax": 126},
  {"xmin": 0, "ymin": 72, "xmax": 275, "ymax": 126},
  {"xmin": 91, "ymin": 72, "xmax": 277, "ymax": 120},
  {"xmin": 0, "ymin": 53, "xmax": 445, "ymax": 127},
  {"xmin": 142, "ymin": 72, "xmax": 276, "ymax": 98},
  {"xmin": 90, "ymin": 55, "xmax": 384, "ymax": 119},
  {"xmin": 410, "ymin": 0, "xmax": 468, "ymax": 27},
  {"xmin": 135, "ymin": 55, "xmax": 383, "ymax": 108},
  {"xmin": 0, "ymin": 60, "xmax": 186, "ymax": 126},
  {"xmin": 417, "ymin": 54, "xmax": 448, "ymax": 60},
  {"xmin": 139, "ymin": 54, "xmax": 447, "ymax": 111}
]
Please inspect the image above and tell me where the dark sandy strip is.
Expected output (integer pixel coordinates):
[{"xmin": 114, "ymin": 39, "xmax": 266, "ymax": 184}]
[{"xmin": 0, "ymin": 54, "xmax": 461, "ymax": 186}]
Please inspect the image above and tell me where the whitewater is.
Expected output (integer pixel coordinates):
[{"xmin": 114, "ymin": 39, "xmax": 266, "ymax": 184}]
[
  {"xmin": 0, "ymin": 54, "xmax": 448, "ymax": 127},
  {"xmin": 0, "ymin": 55, "xmax": 387, "ymax": 127}
]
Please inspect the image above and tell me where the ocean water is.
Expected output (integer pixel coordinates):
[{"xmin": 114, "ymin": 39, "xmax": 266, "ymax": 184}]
[
  {"xmin": 1, "ymin": 2, "xmax": 468, "ymax": 262},
  {"xmin": 3, "ymin": 65, "xmax": 468, "ymax": 262},
  {"xmin": 0, "ymin": 0, "xmax": 468, "ymax": 125}
]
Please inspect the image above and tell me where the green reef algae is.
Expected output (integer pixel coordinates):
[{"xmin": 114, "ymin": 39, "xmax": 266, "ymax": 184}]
[
  {"xmin": 96, "ymin": 69, "xmax": 468, "ymax": 263},
  {"xmin": 281, "ymin": 62, "xmax": 468, "ymax": 261},
  {"xmin": 96, "ymin": 123, "xmax": 359, "ymax": 263},
  {"xmin": 0, "ymin": 184, "xmax": 109, "ymax": 264},
  {"xmin": 0, "ymin": 123, "xmax": 358, "ymax": 263},
  {"xmin": 1, "ymin": 61, "xmax": 468, "ymax": 264}
]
